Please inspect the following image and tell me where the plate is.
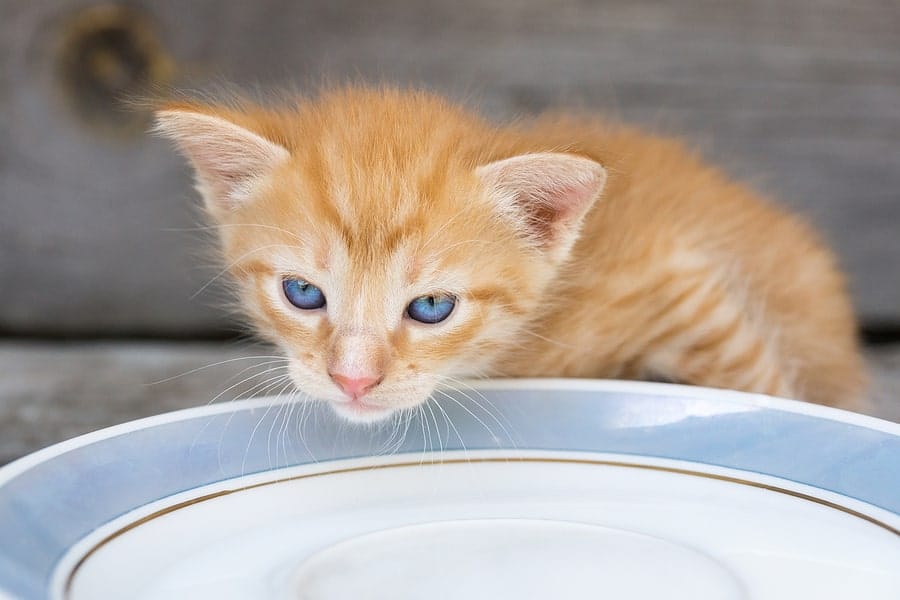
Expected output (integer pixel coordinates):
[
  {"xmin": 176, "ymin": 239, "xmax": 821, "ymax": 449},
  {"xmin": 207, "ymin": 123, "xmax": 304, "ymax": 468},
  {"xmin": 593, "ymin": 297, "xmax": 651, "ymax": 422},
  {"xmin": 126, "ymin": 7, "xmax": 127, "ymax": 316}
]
[{"xmin": 0, "ymin": 380, "xmax": 897, "ymax": 599}]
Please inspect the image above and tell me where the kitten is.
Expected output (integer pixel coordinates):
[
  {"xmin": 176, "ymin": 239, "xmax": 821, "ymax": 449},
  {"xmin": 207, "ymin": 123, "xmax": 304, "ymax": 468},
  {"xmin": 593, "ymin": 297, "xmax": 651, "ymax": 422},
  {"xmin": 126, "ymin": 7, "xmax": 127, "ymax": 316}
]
[{"xmin": 154, "ymin": 86, "xmax": 867, "ymax": 422}]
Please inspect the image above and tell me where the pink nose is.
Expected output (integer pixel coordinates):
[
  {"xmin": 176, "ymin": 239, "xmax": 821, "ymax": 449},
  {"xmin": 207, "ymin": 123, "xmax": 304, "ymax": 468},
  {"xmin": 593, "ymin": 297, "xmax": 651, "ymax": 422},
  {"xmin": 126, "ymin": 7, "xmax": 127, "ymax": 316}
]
[{"xmin": 330, "ymin": 373, "xmax": 380, "ymax": 399}]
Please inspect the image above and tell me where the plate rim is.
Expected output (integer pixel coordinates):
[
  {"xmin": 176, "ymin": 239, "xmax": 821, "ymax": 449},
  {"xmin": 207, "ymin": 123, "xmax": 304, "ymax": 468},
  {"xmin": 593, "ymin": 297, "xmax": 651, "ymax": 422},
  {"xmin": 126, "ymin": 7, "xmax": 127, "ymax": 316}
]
[
  {"xmin": 58, "ymin": 450, "xmax": 900, "ymax": 599},
  {"xmin": 1, "ymin": 378, "xmax": 898, "ymax": 600},
  {"xmin": 1, "ymin": 377, "xmax": 897, "ymax": 488}
]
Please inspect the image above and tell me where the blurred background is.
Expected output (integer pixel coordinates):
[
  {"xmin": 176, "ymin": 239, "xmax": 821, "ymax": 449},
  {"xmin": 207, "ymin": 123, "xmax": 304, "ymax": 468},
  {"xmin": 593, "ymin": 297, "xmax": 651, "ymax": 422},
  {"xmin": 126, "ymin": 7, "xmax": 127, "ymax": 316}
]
[{"xmin": 1, "ymin": 0, "xmax": 898, "ymax": 463}]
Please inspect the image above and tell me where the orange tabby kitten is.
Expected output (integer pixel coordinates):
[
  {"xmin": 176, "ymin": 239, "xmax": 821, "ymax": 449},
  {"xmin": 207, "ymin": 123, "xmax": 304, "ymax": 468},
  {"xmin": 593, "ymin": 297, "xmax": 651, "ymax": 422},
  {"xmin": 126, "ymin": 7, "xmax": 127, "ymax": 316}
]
[{"xmin": 154, "ymin": 86, "xmax": 867, "ymax": 422}]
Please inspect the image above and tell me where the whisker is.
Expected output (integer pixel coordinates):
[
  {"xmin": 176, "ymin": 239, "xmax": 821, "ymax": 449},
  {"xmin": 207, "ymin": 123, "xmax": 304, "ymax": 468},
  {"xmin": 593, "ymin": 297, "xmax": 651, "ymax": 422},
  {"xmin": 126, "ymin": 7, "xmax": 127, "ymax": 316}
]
[
  {"xmin": 416, "ymin": 405, "xmax": 428, "ymax": 466},
  {"xmin": 439, "ymin": 376, "xmax": 518, "ymax": 433},
  {"xmin": 422, "ymin": 401, "xmax": 435, "ymax": 465},
  {"xmin": 163, "ymin": 222, "xmax": 306, "ymax": 243},
  {"xmin": 419, "ymin": 209, "xmax": 464, "ymax": 252},
  {"xmin": 218, "ymin": 357, "xmax": 291, "ymax": 389},
  {"xmin": 517, "ymin": 328, "xmax": 579, "ymax": 350},
  {"xmin": 435, "ymin": 377, "xmax": 517, "ymax": 447},
  {"xmin": 271, "ymin": 379, "xmax": 298, "ymax": 468},
  {"xmin": 190, "ymin": 242, "xmax": 306, "ymax": 299},
  {"xmin": 266, "ymin": 399, "xmax": 289, "ymax": 469},
  {"xmin": 146, "ymin": 354, "xmax": 287, "ymax": 385},
  {"xmin": 395, "ymin": 407, "xmax": 415, "ymax": 456},
  {"xmin": 389, "ymin": 410, "xmax": 406, "ymax": 455},
  {"xmin": 241, "ymin": 401, "xmax": 278, "ymax": 475},
  {"xmin": 432, "ymin": 388, "xmax": 500, "ymax": 447},
  {"xmin": 188, "ymin": 366, "xmax": 290, "ymax": 456},
  {"xmin": 281, "ymin": 387, "xmax": 300, "ymax": 464},
  {"xmin": 208, "ymin": 365, "xmax": 290, "ymax": 408},
  {"xmin": 431, "ymin": 397, "xmax": 469, "ymax": 463},
  {"xmin": 219, "ymin": 373, "xmax": 292, "ymax": 470},
  {"xmin": 374, "ymin": 411, "xmax": 395, "ymax": 455},
  {"xmin": 430, "ymin": 238, "xmax": 502, "ymax": 260},
  {"xmin": 294, "ymin": 391, "xmax": 319, "ymax": 462},
  {"xmin": 424, "ymin": 400, "xmax": 444, "ymax": 464},
  {"xmin": 380, "ymin": 410, "xmax": 398, "ymax": 455}
]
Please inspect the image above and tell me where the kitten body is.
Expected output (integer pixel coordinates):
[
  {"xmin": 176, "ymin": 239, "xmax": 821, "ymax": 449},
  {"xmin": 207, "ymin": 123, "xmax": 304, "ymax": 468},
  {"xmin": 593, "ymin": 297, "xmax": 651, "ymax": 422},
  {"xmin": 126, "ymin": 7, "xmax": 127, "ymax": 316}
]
[{"xmin": 155, "ymin": 87, "xmax": 866, "ymax": 421}]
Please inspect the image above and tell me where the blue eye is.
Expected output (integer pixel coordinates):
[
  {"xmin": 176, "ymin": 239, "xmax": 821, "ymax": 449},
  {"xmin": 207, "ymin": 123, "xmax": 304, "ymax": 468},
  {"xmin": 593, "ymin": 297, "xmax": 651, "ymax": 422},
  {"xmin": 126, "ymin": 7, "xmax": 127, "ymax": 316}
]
[
  {"xmin": 282, "ymin": 278, "xmax": 326, "ymax": 310},
  {"xmin": 407, "ymin": 294, "xmax": 456, "ymax": 324}
]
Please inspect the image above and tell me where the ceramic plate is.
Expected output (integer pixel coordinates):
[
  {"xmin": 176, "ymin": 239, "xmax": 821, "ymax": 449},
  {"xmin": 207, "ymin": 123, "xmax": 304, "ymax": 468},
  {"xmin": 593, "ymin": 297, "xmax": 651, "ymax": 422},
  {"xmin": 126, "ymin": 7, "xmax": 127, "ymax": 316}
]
[{"xmin": 0, "ymin": 380, "xmax": 897, "ymax": 599}]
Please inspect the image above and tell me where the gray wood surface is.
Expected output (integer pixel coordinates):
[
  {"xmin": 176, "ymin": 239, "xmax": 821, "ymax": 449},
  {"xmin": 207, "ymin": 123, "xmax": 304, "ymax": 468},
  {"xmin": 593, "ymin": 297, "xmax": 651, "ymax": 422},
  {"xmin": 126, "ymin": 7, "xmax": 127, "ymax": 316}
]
[
  {"xmin": 2, "ymin": 0, "xmax": 899, "ymax": 334},
  {"xmin": 0, "ymin": 340, "xmax": 897, "ymax": 466}
]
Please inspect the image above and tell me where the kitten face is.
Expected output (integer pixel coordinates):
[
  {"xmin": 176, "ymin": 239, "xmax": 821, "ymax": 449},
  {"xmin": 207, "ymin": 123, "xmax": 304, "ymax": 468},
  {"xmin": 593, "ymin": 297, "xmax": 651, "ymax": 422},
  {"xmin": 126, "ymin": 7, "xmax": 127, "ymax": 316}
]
[
  {"xmin": 155, "ymin": 89, "xmax": 605, "ymax": 422},
  {"xmin": 221, "ymin": 157, "xmax": 546, "ymax": 422}
]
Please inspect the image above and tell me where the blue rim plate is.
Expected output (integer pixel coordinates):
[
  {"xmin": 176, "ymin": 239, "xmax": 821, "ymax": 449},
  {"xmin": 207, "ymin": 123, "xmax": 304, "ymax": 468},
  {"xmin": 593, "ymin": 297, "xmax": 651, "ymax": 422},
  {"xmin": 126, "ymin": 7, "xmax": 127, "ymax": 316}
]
[{"xmin": 0, "ymin": 379, "xmax": 897, "ymax": 599}]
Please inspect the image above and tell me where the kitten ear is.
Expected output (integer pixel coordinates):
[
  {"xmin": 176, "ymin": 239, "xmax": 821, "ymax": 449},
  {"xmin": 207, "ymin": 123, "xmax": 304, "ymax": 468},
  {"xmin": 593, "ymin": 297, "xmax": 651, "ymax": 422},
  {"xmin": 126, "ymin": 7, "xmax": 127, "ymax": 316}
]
[
  {"xmin": 153, "ymin": 109, "xmax": 290, "ymax": 212},
  {"xmin": 477, "ymin": 152, "xmax": 607, "ymax": 258}
]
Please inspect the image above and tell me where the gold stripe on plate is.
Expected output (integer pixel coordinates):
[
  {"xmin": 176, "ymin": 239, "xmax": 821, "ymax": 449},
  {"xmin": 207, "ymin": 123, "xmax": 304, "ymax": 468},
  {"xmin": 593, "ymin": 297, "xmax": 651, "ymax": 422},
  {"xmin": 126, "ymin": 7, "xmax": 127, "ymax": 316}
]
[{"xmin": 64, "ymin": 456, "xmax": 899, "ymax": 597}]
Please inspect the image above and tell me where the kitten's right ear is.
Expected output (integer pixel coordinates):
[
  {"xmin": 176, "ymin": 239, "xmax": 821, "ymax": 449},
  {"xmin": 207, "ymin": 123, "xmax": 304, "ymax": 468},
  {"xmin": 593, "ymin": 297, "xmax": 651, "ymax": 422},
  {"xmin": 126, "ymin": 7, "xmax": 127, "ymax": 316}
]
[
  {"xmin": 153, "ymin": 109, "xmax": 290, "ymax": 212},
  {"xmin": 477, "ymin": 152, "xmax": 606, "ymax": 261}
]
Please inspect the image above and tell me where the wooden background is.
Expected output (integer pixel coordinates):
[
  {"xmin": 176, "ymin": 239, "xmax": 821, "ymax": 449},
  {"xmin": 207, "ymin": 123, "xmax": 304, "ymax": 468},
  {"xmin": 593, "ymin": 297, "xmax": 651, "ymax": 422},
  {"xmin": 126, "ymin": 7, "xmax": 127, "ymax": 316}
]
[{"xmin": 2, "ymin": 0, "xmax": 899, "ymax": 336}]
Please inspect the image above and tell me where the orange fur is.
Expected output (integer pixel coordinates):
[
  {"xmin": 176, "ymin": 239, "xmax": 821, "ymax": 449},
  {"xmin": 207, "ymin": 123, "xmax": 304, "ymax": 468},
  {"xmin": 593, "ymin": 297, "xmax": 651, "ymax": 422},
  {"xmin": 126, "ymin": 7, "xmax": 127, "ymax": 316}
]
[{"xmin": 154, "ymin": 86, "xmax": 867, "ymax": 420}]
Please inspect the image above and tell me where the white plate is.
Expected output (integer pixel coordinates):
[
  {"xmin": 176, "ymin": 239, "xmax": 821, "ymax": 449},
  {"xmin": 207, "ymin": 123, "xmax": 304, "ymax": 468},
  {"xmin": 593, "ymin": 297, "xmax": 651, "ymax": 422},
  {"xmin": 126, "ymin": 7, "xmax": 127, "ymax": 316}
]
[{"xmin": 0, "ymin": 380, "xmax": 897, "ymax": 599}]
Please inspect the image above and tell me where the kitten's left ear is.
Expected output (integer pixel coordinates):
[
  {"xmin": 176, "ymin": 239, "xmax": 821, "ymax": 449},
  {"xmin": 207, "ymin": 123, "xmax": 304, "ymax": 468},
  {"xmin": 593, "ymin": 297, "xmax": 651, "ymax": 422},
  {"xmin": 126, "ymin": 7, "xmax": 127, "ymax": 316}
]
[
  {"xmin": 153, "ymin": 109, "xmax": 290, "ymax": 212},
  {"xmin": 477, "ymin": 152, "xmax": 607, "ymax": 260}
]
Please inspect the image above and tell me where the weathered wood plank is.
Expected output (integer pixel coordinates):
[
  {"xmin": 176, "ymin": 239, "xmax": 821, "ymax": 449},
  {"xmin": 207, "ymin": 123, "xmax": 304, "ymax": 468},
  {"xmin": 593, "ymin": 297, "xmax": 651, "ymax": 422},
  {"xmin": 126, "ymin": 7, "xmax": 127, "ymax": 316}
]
[{"xmin": 2, "ymin": 0, "xmax": 898, "ymax": 334}]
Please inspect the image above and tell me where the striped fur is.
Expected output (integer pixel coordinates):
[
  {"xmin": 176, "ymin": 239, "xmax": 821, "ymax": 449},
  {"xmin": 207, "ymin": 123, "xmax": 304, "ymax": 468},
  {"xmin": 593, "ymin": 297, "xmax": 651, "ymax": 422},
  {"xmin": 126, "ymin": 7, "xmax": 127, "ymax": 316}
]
[{"xmin": 155, "ymin": 86, "xmax": 867, "ymax": 420}]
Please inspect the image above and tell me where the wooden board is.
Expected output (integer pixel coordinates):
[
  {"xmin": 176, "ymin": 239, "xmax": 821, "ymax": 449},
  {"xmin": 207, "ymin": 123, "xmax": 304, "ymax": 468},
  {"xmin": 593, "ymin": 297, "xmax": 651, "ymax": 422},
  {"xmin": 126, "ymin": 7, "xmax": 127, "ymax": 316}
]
[{"xmin": 2, "ymin": 0, "xmax": 898, "ymax": 334}]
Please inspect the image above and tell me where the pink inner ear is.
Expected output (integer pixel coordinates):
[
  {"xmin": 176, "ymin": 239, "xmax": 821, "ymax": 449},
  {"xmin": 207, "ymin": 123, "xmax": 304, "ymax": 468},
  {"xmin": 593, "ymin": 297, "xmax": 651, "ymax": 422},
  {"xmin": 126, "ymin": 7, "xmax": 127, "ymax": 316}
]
[
  {"xmin": 154, "ymin": 110, "xmax": 291, "ymax": 209},
  {"xmin": 477, "ymin": 152, "xmax": 607, "ymax": 247},
  {"xmin": 544, "ymin": 178, "xmax": 601, "ymax": 221}
]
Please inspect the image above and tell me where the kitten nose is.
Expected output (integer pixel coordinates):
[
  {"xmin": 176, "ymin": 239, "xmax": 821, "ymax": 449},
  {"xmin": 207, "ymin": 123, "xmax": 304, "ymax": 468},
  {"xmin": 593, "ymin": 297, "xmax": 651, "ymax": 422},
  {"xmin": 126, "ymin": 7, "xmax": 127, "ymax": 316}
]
[{"xmin": 330, "ymin": 373, "xmax": 381, "ymax": 399}]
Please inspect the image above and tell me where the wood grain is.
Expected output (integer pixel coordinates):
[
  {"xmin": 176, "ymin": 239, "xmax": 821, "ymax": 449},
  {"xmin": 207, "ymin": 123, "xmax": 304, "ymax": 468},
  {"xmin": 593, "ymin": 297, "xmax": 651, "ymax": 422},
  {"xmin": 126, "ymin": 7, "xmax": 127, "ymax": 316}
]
[{"xmin": 2, "ymin": 0, "xmax": 898, "ymax": 334}]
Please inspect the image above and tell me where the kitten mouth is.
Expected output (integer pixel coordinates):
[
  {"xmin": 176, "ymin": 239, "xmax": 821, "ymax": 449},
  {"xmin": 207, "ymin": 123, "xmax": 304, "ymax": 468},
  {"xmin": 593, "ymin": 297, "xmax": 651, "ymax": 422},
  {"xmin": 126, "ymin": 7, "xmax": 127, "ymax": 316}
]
[{"xmin": 329, "ymin": 398, "xmax": 395, "ymax": 422}]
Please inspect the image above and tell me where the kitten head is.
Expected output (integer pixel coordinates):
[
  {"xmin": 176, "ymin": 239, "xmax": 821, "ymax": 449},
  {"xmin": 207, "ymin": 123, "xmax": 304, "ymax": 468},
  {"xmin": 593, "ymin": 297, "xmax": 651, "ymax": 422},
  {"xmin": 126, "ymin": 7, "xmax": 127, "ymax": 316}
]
[{"xmin": 154, "ymin": 88, "xmax": 606, "ymax": 422}]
